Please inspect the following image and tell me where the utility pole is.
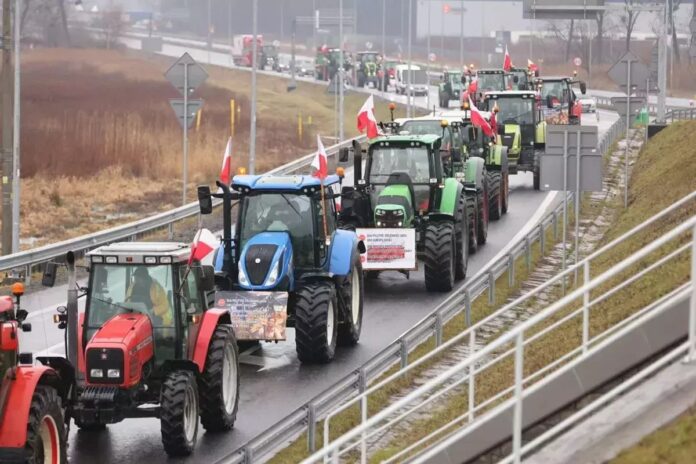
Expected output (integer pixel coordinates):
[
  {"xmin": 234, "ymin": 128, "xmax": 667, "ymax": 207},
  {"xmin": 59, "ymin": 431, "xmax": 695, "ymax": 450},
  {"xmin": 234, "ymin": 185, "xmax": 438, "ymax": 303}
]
[
  {"xmin": 12, "ymin": 0, "xmax": 19, "ymax": 254},
  {"xmin": 407, "ymin": 0, "xmax": 413, "ymax": 117},
  {"xmin": 249, "ymin": 0, "xmax": 258, "ymax": 174},
  {"xmin": 381, "ymin": 0, "xmax": 386, "ymax": 57},
  {"xmin": 459, "ymin": 0, "xmax": 464, "ymax": 68},
  {"xmin": 1, "ymin": 0, "xmax": 14, "ymax": 255},
  {"xmin": 339, "ymin": 0, "xmax": 344, "ymax": 142}
]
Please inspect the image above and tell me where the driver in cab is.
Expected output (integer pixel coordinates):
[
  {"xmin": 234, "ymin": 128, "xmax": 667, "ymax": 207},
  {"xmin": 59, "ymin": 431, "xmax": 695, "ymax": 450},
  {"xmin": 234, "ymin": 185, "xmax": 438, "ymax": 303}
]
[{"xmin": 126, "ymin": 267, "xmax": 173, "ymax": 326}]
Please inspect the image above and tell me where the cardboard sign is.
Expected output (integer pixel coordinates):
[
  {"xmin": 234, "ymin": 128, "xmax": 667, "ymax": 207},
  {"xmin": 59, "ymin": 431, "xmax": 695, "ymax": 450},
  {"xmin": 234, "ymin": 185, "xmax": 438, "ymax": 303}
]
[
  {"xmin": 214, "ymin": 291, "xmax": 288, "ymax": 341},
  {"xmin": 356, "ymin": 228, "xmax": 417, "ymax": 270}
]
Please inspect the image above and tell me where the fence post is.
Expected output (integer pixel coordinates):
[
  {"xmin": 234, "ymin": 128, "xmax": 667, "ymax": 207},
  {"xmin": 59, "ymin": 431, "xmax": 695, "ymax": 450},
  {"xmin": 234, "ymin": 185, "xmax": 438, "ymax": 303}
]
[
  {"xmin": 435, "ymin": 312, "xmax": 443, "ymax": 347},
  {"xmin": 488, "ymin": 271, "xmax": 495, "ymax": 305},
  {"xmin": 513, "ymin": 332, "xmax": 525, "ymax": 464},
  {"xmin": 24, "ymin": 264, "xmax": 31, "ymax": 285},
  {"xmin": 464, "ymin": 289, "xmax": 471, "ymax": 327},
  {"xmin": 525, "ymin": 237, "xmax": 531, "ymax": 273},
  {"xmin": 539, "ymin": 222, "xmax": 545, "ymax": 256},
  {"xmin": 508, "ymin": 253, "xmax": 515, "ymax": 287},
  {"xmin": 688, "ymin": 223, "xmax": 696, "ymax": 362},
  {"xmin": 307, "ymin": 403, "xmax": 316, "ymax": 452},
  {"xmin": 552, "ymin": 211, "xmax": 558, "ymax": 240},
  {"xmin": 400, "ymin": 339, "xmax": 408, "ymax": 368},
  {"xmin": 582, "ymin": 261, "xmax": 591, "ymax": 354},
  {"xmin": 468, "ymin": 328, "xmax": 476, "ymax": 423}
]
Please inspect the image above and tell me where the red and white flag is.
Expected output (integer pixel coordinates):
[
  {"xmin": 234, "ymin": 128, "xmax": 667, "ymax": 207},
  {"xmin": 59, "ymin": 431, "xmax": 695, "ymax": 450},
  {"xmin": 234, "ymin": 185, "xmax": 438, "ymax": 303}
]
[
  {"xmin": 469, "ymin": 96, "xmax": 494, "ymax": 138},
  {"xmin": 311, "ymin": 134, "xmax": 328, "ymax": 180},
  {"xmin": 357, "ymin": 94, "xmax": 379, "ymax": 139},
  {"xmin": 503, "ymin": 45, "xmax": 512, "ymax": 72},
  {"xmin": 189, "ymin": 228, "xmax": 218, "ymax": 265},
  {"xmin": 467, "ymin": 76, "xmax": 478, "ymax": 95},
  {"xmin": 219, "ymin": 136, "xmax": 233, "ymax": 185},
  {"xmin": 527, "ymin": 59, "xmax": 538, "ymax": 73},
  {"xmin": 489, "ymin": 108, "xmax": 498, "ymax": 134}
]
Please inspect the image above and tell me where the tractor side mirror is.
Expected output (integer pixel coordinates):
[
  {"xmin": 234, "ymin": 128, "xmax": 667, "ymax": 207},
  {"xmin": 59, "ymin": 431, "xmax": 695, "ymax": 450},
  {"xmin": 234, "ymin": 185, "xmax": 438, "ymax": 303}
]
[
  {"xmin": 200, "ymin": 265, "xmax": 215, "ymax": 292},
  {"xmin": 42, "ymin": 262, "xmax": 58, "ymax": 288},
  {"xmin": 16, "ymin": 309, "xmax": 28, "ymax": 322},
  {"xmin": 579, "ymin": 81, "xmax": 587, "ymax": 95},
  {"xmin": 338, "ymin": 147, "xmax": 351, "ymax": 163},
  {"xmin": 197, "ymin": 186, "xmax": 213, "ymax": 215},
  {"xmin": 357, "ymin": 241, "xmax": 367, "ymax": 254},
  {"xmin": 513, "ymin": 75, "xmax": 519, "ymax": 84}
]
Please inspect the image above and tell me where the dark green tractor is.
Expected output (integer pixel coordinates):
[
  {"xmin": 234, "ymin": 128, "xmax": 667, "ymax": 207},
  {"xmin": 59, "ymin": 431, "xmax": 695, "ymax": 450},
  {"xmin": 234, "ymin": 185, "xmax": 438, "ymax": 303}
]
[
  {"xmin": 438, "ymin": 71, "xmax": 463, "ymax": 108},
  {"xmin": 507, "ymin": 67, "xmax": 532, "ymax": 91},
  {"xmin": 482, "ymin": 91, "xmax": 545, "ymax": 190},
  {"xmin": 337, "ymin": 134, "xmax": 470, "ymax": 292},
  {"xmin": 355, "ymin": 51, "xmax": 381, "ymax": 88}
]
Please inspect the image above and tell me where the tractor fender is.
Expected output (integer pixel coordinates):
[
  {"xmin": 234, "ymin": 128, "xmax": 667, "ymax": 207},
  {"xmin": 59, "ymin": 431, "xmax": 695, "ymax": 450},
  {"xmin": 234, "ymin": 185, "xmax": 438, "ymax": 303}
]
[
  {"xmin": 192, "ymin": 309, "xmax": 232, "ymax": 373},
  {"xmin": 536, "ymin": 121, "xmax": 547, "ymax": 146},
  {"xmin": 329, "ymin": 230, "xmax": 360, "ymax": 277},
  {"xmin": 488, "ymin": 145, "xmax": 509, "ymax": 173},
  {"xmin": 437, "ymin": 178, "xmax": 462, "ymax": 216},
  {"xmin": 0, "ymin": 366, "xmax": 61, "ymax": 449},
  {"xmin": 499, "ymin": 146, "xmax": 509, "ymax": 174},
  {"xmin": 465, "ymin": 157, "xmax": 486, "ymax": 191}
]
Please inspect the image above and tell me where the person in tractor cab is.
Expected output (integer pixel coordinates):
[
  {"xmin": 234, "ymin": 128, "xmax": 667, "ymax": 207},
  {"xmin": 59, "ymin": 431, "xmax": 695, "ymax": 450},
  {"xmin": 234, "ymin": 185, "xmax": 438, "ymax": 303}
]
[{"xmin": 126, "ymin": 267, "xmax": 173, "ymax": 326}]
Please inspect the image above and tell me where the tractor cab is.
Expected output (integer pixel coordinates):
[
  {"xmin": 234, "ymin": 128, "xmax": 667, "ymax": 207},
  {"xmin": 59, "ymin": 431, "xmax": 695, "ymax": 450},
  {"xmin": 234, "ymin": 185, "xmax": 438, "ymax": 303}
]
[
  {"xmin": 507, "ymin": 67, "xmax": 531, "ymax": 90},
  {"xmin": 355, "ymin": 51, "xmax": 381, "ymax": 88},
  {"xmin": 438, "ymin": 71, "xmax": 464, "ymax": 108},
  {"xmin": 534, "ymin": 75, "xmax": 586, "ymax": 125},
  {"xmin": 261, "ymin": 44, "xmax": 279, "ymax": 71},
  {"xmin": 475, "ymin": 69, "xmax": 506, "ymax": 96}
]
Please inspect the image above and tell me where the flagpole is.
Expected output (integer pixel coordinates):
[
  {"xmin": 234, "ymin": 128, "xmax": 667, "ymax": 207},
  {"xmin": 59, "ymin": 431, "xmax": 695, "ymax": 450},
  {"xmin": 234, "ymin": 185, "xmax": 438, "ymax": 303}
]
[{"xmin": 320, "ymin": 180, "xmax": 330, "ymax": 245}]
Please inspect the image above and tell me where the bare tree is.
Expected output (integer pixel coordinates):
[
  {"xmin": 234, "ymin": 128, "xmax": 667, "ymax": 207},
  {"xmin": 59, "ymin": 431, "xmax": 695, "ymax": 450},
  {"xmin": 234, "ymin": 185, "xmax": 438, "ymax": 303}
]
[
  {"xmin": 619, "ymin": 0, "xmax": 641, "ymax": 51},
  {"xmin": 668, "ymin": 0, "xmax": 682, "ymax": 64},
  {"xmin": 596, "ymin": 12, "xmax": 605, "ymax": 64},
  {"xmin": 546, "ymin": 20, "xmax": 576, "ymax": 63}
]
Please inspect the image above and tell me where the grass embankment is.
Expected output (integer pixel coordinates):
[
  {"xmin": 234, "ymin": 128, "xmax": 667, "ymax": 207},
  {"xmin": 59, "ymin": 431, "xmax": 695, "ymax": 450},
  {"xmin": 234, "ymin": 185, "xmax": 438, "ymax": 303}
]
[
  {"xmin": 611, "ymin": 405, "xmax": 696, "ymax": 464},
  {"xmin": 270, "ymin": 122, "xmax": 696, "ymax": 463},
  {"xmin": 17, "ymin": 48, "xmax": 406, "ymax": 250}
]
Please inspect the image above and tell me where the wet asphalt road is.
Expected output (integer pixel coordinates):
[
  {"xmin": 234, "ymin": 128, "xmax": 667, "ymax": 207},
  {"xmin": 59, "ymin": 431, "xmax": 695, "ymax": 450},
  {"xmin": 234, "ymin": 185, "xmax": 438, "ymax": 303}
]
[{"xmin": 18, "ymin": 34, "xmax": 618, "ymax": 463}]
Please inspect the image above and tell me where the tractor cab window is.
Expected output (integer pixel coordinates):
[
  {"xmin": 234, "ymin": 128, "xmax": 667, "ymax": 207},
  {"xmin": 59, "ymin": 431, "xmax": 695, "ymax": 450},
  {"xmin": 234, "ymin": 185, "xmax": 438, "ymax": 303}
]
[
  {"xmin": 495, "ymin": 98, "xmax": 535, "ymax": 125},
  {"xmin": 447, "ymin": 73, "xmax": 461, "ymax": 88},
  {"xmin": 87, "ymin": 263, "xmax": 177, "ymax": 361},
  {"xmin": 179, "ymin": 267, "xmax": 204, "ymax": 316},
  {"xmin": 540, "ymin": 81, "xmax": 566, "ymax": 106},
  {"xmin": 477, "ymin": 73, "xmax": 505, "ymax": 92},
  {"xmin": 369, "ymin": 146, "xmax": 432, "ymax": 211},
  {"xmin": 239, "ymin": 193, "xmax": 315, "ymax": 268}
]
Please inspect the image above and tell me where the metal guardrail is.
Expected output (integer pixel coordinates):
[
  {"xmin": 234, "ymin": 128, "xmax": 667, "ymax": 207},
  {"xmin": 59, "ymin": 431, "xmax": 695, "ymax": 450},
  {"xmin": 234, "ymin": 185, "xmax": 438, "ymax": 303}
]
[
  {"xmin": 305, "ymin": 196, "xmax": 696, "ymax": 464},
  {"xmin": 214, "ymin": 116, "xmax": 628, "ymax": 464},
  {"xmin": 665, "ymin": 107, "xmax": 696, "ymax": 122},
  {"xmin": 0, "ymin": 136, "xmax": 364, "ymax": 282}
]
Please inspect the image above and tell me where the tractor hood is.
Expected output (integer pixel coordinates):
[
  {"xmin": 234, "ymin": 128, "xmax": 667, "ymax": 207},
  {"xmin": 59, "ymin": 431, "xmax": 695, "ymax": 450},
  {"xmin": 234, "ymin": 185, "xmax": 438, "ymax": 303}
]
[
  {"xmin": 238, "ymin": 232, "xmax": 294, "ymax": 291},
  {"xmin": 374, "ymin": 183, "xmax": 415, "ymax": 227}
]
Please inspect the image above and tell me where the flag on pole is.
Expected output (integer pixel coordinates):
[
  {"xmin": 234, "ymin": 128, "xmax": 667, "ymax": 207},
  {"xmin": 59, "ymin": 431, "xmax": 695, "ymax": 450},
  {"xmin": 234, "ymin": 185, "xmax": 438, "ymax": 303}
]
[
  {"xmin": 311, "ymin": 134, "xmax": 328, "ymax": 180},
  {"xmin": 467, "ymin": 76, "xmax": 478, "ymax": 95},
  {"xmin": 219, "ymin": 136, "xmax": 233, "ymax": 185},
  {"xmin": 357, "ymin": 94, "xmax": 379, "ymax": 139},
  {"xmin": 469, "ymin": 96, "xmax": 494, "ymax": 138},
  {"xmin": 489, "ymin": 107, "xmax": 498, "ymax": 134},
  {"xmin": 189, "ymin": 228, "xmax": 218, "ymax": 265},
  {"xmin": 527, "ymin": 59, "xmax": 538, "ymax": 73},
  {"xmin": 503, "ymin": 45, "xmax": 512, "ymax": 72}
]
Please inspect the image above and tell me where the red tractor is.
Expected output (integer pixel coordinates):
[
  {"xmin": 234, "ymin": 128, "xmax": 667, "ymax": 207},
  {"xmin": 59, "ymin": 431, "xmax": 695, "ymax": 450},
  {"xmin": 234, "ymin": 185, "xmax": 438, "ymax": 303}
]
[
  {"xmin": 534, "ymin": 75, "xmax": 587, "ymax": 125},
  {"xmin": 46, "ymin": 242, "xmax": 241, "ymax": 457},
  {"xmin": 0, "ymin": 282, "xmax": 74, "ymax": 463}
]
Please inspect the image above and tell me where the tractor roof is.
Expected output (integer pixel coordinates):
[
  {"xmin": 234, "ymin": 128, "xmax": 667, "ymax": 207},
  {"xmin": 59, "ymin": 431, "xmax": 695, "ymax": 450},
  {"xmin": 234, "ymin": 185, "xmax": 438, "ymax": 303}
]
[
  {"xmin": 368, "ymin": 133, "xmax": 441, "ymax": 146},
  {"xmin": 87, "ymin": 242, "xmax": 191, "ymax": 264},
  {"xmin": 477, "ymin": 69, "xmax": 504, "ymax": 74},
  {"xmin": 232, "ymin": 174, "xmax": 341, "ymax": 191},
  {"xmin": 430, "ymin": 109, "xmax": 493, "ymax": 121},
  {"xmin": 484, "ymin": 91, "xmax": 537, "ymax": 98},
  {"xmin": 535, "ymin": 75, "xmax": 573, "ymax": 82}
]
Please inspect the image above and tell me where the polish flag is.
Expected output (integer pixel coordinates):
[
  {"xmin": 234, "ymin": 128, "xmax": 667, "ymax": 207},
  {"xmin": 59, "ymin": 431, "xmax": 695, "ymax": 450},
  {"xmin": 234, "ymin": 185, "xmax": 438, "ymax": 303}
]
[
  {"xmin": 189, "ymin": 228, "xmax": 218, "ymax": 265},
  {"xmin": 489, "ymin": 108, "xmax": 498, "ymax": 134},
  {"xmin": 527, "ymin": 59, "xmax": 538, "ymax": 73},
  {"xmin": 467, "ymin": 77, "xmax": 478, "ymax": 95},
  {"xmin": 469, "ymin": 96, "xmax": 494, "ymax": 138},
  {"xmin": 311, "ymin": 134, "xmax": 328, "ymax": 180},
  {"xmin": 219, "ymin": 137, "xmax": 233, "ymax": 185},
  {"xmin": 357, "ymin": 94, "xmax": 379, "ymax": 139},
  {"xmin": 503, "ymin": 45, "xmax": 512, "ymax": 72}
]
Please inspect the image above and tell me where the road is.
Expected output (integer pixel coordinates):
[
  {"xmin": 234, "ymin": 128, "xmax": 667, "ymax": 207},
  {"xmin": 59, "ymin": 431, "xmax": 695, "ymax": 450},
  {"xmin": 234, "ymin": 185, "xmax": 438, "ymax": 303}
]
[{"xmin": 19, "ymin": 34, "xmax": 618, "ymax": 463}]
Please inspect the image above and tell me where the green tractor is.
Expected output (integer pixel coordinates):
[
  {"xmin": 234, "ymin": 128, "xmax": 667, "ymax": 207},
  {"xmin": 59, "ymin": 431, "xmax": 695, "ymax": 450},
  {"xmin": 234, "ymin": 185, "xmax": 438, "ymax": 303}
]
[
  {"xmin": 482, "ymin": 91, "xmax": 546, "ymax": 190},
  {"xmin": 337, "ymin": 133, "xmax": 471, "ymax": 292},
  {"xmin": 438, "ymin": 70, "xmax": 464, "ymax": 108},
  {"xmin": 507, "ymin": 67, "xmax": 533, "ymax": 91},
  {"xmin": 355, "ymin": 51, "xmax": 381, "ymax": 88},
  {"xmin": 473, "ymin": 69, "xmax": 507, "ymax": 103}
]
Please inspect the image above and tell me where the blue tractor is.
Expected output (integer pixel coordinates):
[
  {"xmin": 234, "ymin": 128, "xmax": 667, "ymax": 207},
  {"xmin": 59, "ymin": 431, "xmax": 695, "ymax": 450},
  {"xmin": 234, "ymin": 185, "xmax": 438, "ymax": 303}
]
[{"xmin": 197, "ymin": 174, "xmax": 365, "ymax": 364}]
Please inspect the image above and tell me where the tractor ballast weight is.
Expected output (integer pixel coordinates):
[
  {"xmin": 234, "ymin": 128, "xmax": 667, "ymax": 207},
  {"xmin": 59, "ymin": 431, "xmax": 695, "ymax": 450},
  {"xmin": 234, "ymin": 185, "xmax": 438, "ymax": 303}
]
[
  {"xmin": 198, "ymin": 175, "xmax": 364, "ymax": 364},
  {"xmin": 0, "ymin": 283, "xmax": 75, "ymax": 463},
  {"xmin": 46, "ymin": 242, "xmax": 241, "ymax": 457},
  {"xmin": 338, "ymin": 133, "xmax": 470, "ymax": 292}
]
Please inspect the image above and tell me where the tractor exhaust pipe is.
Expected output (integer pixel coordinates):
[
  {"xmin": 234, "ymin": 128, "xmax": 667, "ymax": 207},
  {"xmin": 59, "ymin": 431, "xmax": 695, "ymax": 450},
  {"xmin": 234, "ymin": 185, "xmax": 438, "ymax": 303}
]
[
  {"xmin": 352, "ymin": 139, "xmax": 362, "ymax": 188},
  {"xmin": 65, "ymin": 251, "xmax": 80, "ymax": 380},
  {"xmin": 216, "ymin": 181, "xmax": 234, "ymax": 273}
]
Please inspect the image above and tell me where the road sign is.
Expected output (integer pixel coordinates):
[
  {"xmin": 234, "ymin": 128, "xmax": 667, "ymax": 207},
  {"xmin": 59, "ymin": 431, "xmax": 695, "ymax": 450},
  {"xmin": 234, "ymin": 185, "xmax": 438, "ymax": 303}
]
[
  {"xmin": 610, "ymin": 96, "xmax": 647, "ymax": 127},
  {"xmin": 523, "ymin": 0, "xmax": 604, "ymax": 19},
  {"xmin": 164, "ymin": 52, "xmax": 209, "ymax": 97},
  {"xmin": 608, "ymin": 51, "xmax": 649, "ymax": 92},
  {"xmin": 573, "ymin": 57, "xmax": 582, "ymax": 67},
  {"xmin": 542, "ymin": 125, "xmax": 600, "ymax": 192},
  {"xmin": 141, "ymin": 37, "xmax": 163, "ymax": 53},
  {"xmin": 169, "ymin": 99, "xmax": 203, "ymax": 129},
  {"xmin": 428, "ymin": 52, "xmax": 437, "ymax": 63}
]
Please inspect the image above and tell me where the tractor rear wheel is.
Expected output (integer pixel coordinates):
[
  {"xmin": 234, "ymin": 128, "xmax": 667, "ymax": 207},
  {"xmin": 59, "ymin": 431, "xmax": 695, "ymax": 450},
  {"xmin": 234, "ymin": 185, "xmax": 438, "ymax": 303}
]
[
  {"xmin": 477, "ymin": 175, "xmax": 489, "ymax": 246},
  {"xmin": 294, "ymin": 282, "xmax": 338, "ymax": 363},
  {"xmin": 25, "ymin": 385, "xmax": 67, "ymax": 464},
  {"xmin": 424, "ymin": 221, "xmax": 456, "ymax": 292},
  {"xmin": 161, "ymin": 370, "xmax": 199, "ymax": 456},
  {"xmin": 533, "ymin": 153, "xmax": 541, "ymax": 190},
  {"xmin": 488, "ymin": 171, "xmax": 503, "ymax": 221},
  {"xmin": 466, "ymin": 195, "xmax": 478, "ymax": 254},
  {"xmin": 502, "ymin": 171, "xmax": 510, "ymax": 214},
  {"xmin": 337, "ymin": 258, "xmax": 364, "ymax": 346},
  {"xmin": 200, "ymin": 325, "xmax": 240, "ymax": 433},
  {"xmin": 455, "ymin": 194, "xmax": 469, "ymax": 281}
]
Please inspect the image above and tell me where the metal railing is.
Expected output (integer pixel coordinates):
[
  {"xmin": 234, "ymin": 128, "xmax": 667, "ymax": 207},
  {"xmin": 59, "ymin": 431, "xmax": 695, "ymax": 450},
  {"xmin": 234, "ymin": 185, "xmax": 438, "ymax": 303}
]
[
  {"xmin": 304, "ymin": 197, "xmax": 696, "ymax": 464},
  {"xmin": 213, "ymin": 116, "xmax": 628, "ymax": 464},
  {"xmin": 0, "ymin": 136, "xmax": 363, "ymax": 282},
  {"xmin": 665, "ymin": 107, "xmax": 696, "ymax": 122}
]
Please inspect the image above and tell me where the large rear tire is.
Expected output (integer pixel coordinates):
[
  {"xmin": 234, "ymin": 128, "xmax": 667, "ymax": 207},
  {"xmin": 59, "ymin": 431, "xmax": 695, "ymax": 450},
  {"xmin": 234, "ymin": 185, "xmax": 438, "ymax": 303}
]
[
  {"xmin": 533, "ymin": 153, "xmax": 541, "ymax": 191},
  {"xmin": 200, "ymin": 325, "xmax": 240, "ymax": 433},
  {"xmin": 337, "ymin": 258, "xmax": 364, "ymax": 346},
  {"xmin": 466, "ymin": 194, "xmax": 479, "ymax": 254},
  {"xmin": 477, "ymin": 175, "xmax": 489, "ymax": 246},
  {"xmin": 424, "ymin": 222, "xmax": 456, "ymax": 292},
  {"xmin": 25, "ymin": 385, "xmax": 67, "ymax": 464},
  {"xmin": 294, "ymin": 282, "xmax": 338, "ymax": 363},
  {"xmin": 455, "ymin": 194, "xmax": 469, "ymax": 281},
  {"xmin": 502, "ymin": 171, "xmax": 510, "ymax": 214},
  {"xmin": 488, "ymin": 171, "xmax": 503, "ymax": 221},
  {"xmin": 161, "ymin": 371, "xmax": 199, "ymax": 457}
]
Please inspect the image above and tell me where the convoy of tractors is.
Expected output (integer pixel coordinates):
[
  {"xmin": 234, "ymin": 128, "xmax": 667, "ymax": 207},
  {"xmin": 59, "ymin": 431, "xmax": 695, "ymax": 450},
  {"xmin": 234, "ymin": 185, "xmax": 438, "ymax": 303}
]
[{"xmin": 0, "ymin": 42, "xmax": 590, "ymax": 462}]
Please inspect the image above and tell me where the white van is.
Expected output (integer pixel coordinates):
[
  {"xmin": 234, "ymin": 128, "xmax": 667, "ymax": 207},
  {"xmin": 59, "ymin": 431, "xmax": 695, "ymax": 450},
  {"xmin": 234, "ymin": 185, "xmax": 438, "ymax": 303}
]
[{"xmin": 394, "ymin": 64, "xmax": 429, "ymax": 96}]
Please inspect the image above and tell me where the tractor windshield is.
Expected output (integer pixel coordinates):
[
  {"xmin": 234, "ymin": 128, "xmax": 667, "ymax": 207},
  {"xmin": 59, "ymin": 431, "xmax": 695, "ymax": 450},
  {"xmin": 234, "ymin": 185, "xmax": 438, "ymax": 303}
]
[
  {"xmin": 239, "ymin": 193, "xmax": 315, "ymax": 267},
  {"xmin": 540, "ymin": 81, "xmax": 566, "ymax": 104},
  {"xmin": 494, "ymin": 98, "xmax": 535, "ymax": 125},
  {"xmin": 508, "ymin": 71, "xmax": 528, "ymax": 90},
  {"xmin": 477, "ymin": 73, "xmax": 505, "ymax": 92},
  {"xmin": 400, "ymin": 121, "xmax": 442, "ymax": 137},
  {"xmin": 369, "ymin": 146, "xmax": 432, "ymax": 209},
  {"xmin": 447, "ymin": 73, "xmax": 462, "ymax": 88}
]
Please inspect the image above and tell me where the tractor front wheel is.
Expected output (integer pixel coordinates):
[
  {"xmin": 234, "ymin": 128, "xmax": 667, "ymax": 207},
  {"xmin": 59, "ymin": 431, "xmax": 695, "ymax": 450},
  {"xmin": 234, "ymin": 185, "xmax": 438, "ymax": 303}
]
[
  {"xmin": 25, "ymin": 385, "xmax": 67, "ymax": 464},
  {"xmin": 488, "ymin": 171, "xmax": 503, "ymax": 221},
  {"xmin": 424, "ymin": 222, "xmax": 456, "ymax": 292},
  {"xmin": 200, "ymin": 325, "xmax": 240, "ymax": 433},
  {"xmin": 294, "ymin": 282, "xmax": 338, "ymax": 363},
  {"xmin": 337, "ymin": 258, "xmax": 364, "ymax": 346},
  {"xmin": 161, "ymin": 370, "xmax": 199, "ymax": 456}
]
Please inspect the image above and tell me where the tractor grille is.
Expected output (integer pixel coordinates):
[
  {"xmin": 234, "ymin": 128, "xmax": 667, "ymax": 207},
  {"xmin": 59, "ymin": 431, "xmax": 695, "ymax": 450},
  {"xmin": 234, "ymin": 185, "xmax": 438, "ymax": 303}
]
[
  {"xmin": 86, "ymin": 348, "xmax": 124, "ymax": 384},
  {"xmin": 245, "ymin": 244, "xmax": 278, "ymax": 285},
  {"xmin": 502, "ymin": 134, "xmax": 515, "ymax": 150},
  {"xmin": 375, "ymin": 210, "xmax": 405, "ymax": 228}
]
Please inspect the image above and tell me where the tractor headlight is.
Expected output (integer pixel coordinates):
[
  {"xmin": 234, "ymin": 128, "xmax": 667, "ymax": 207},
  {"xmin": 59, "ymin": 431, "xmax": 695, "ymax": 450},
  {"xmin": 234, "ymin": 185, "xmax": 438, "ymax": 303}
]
[
  {"xmin": 238, "ymin": 268, "xmax": 250, "ymax": 286},
  {"xmin": 90, "ymin": 369, "xmax": 104, "ymax": 378},
  {"xmin": 265, "ymin": 260, "xmax": 280, "ymax": 286},
  {"xmin": 394, "ymin": 210, "xmax": 404, "ymax": 216},
  {"xmin": 375, "ymin": 209, "xmax": 386, "ymax": 216},
  {"xmin": 107, "ymin": 369, "xmax": 121, "ymax": 379}
]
